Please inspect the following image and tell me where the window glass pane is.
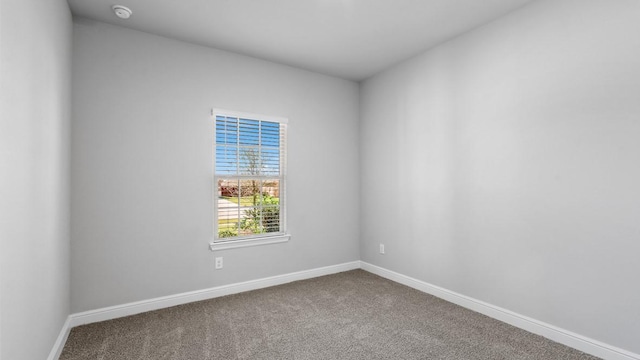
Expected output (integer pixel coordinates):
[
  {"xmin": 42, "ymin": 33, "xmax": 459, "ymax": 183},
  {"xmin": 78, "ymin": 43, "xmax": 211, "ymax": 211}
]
[
  {"xmin": 262, "ymin": 179, "xmax": 280, "ymax": 200},
  {"xmin": 239, "ymin": 147, "xmax": 261, "ymax": 175},
  {"xmin": 261, "ymin": 121, "xmax": 280, "ymax": 147},
  {"xmin": 216, "ymin": 116, "xmax": 238, "ymax": 145},
  {"xmin": 239, "ymin": 205, "xmax": 262, "ymax": 236},
  {"xmin": 215, "ymin": 146, "xmax": 237, "ymax": 175},
  {"xmin": 261, "ymin": 148, "xmax": 280, "ymax": 176},
  {"xmin": 238, "ymin": 178, "xmax": 263, "ymax": 236},
  {"xmin": 262, "ymin": 179, "xmax": 281, "ymax": 233},
  {"xmin": 262, "ymin": 204, "xmax": 280, "ymax": 233},
  {"xmin": 238, "ymin": 118, "xmax": 260, "ymax": 146},
  {"xmin": 239, "ymin": 179, "xmax": 263, "ymax": 205},
  {"xmin": 217, "ymin": 179, "xmax": 239, "ymax": 238}
]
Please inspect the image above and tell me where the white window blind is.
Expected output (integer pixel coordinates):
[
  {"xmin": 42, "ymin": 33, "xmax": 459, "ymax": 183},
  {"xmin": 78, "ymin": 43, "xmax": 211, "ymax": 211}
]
[{"xmin": 213, "ymin": 110, "xmax": 287, "ymax": 242}]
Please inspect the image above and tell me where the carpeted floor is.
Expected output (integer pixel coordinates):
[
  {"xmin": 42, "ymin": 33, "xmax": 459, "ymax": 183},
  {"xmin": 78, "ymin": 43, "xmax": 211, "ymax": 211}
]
[{"xmin": 60, "ymin": 270, "xmax": 600, "ymax": 359}]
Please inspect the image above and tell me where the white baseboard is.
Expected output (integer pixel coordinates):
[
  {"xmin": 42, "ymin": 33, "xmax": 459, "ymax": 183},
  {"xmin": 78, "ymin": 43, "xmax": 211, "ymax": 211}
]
[
  {"xmin": 49, "ymin": 260, "xmax": 638, "ymax": 360},
  {"xmin": 360, "ymin": 261, "xmax": 639, "ymax": 360},
  {"xmin": 47, "ymin": 316, "xmax": 72, "ymax": 360},
  {"xmin": 69, "ymin": 261, "xmax": 360, "ymax": 328}
]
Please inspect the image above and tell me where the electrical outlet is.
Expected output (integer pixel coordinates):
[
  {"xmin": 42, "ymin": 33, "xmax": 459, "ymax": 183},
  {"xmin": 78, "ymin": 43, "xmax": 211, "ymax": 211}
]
[
  {"xmin": 215, "ymin": 257, "xmax": 223, "ymax": 269},
  {"xmin": 379, "ymin": 244, "xmax": 385, "ymax": 254}
]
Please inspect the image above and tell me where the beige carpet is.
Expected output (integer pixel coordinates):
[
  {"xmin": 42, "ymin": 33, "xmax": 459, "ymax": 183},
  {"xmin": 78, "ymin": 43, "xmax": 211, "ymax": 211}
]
[{"xmin": 60, "ymin": 270, "xmax": 600, "ymax": 359}]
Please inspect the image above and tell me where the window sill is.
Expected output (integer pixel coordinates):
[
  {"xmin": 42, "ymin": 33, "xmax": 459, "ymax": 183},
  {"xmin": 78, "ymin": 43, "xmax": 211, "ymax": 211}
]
[{"xmin": 209, "ymin": 234, "xmax": 291, "ymax": 251}]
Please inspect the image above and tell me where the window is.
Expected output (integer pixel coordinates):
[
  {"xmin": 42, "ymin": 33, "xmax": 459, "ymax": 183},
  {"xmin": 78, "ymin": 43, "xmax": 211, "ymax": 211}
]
[{"xmin": 213, "ymin": 109, "xmax": 287, "ymax": 244}]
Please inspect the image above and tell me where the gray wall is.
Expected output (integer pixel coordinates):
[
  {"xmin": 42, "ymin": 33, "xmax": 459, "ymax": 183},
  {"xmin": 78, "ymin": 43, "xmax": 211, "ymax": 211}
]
[
  {"xmin": 0, "ymin": 0, "xmax": 72, "ymax": 359},
  {"xmin": 71, "ymin": 20, "xmax": 360, "ymax": 313},
  {"xmin": 360, "ymin": 0, "xmax": 640, "ymax": 354}
]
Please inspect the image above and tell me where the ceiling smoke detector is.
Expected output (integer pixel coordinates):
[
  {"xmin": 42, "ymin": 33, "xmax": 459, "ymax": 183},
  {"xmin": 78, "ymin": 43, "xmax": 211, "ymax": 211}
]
[{"xmin": 112, "ymin": 5, "xmax": 132, "ymax": 19}]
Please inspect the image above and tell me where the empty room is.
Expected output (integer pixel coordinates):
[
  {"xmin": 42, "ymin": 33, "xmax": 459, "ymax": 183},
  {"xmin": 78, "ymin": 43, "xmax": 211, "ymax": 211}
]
[{"xmin": 1, "ymin": 0, "xmax": 639, "ymax": 359}]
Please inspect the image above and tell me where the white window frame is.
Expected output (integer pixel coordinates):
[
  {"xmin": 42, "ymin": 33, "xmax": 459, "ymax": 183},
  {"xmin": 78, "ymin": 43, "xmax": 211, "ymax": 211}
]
[{"xmin": 210, "ymin": 109, "xmax": 290, "ymax": 251}]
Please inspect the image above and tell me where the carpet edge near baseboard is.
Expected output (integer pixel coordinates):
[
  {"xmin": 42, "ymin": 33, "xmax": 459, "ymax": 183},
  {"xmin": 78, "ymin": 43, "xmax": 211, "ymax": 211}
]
[{"xmin": 360, "ymin": 261, "xmax": 639, "ymax": 360}]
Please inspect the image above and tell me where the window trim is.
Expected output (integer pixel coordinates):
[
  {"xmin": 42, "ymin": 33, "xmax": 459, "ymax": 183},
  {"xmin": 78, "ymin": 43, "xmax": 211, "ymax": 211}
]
[
  {"xmin": 209, "ymin": 234, "xmax": 291, "ymax": 251},
  {"xmin": 211, "ymin": 108, "xmax": 288, "ymax": 247}
]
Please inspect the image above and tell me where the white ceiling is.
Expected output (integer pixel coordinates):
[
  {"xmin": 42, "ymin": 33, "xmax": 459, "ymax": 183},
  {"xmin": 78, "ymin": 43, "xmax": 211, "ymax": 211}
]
[{"xmin": 67, "ymin": 0, "xmax": 534, "ymax": 81}]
